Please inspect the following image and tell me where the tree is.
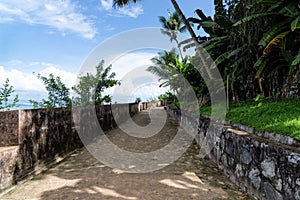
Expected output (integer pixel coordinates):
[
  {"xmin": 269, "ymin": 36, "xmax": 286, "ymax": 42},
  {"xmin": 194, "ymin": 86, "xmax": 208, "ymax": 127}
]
[
  {"xmin": 113, "ymin": 0, "xmax": 214, "ymax": 79},
  {"xmin": 147, "ymin": 49, "xmax": 180, "ymax": 91},
  {"xmin": 159, "ymin": 11, "xmax": 186, "ymax": 60},
  {"xmin": 0, "ymin": 78, "xmax": 19, "ymax": 110},
  {"xmin": 113, "ymin": 0, "xmax": 140, "ymax": 7},
  {"xmin": 72, "ymin": 60, "xmax": 120, "ymax": 106},
  {"xmin": 158, "ymin": 91, "xmax": 177, "ymax": 102},
  {"xmin": 235, "ymin": 0, "xmax": 300, "ymax": 98},
  {"xmin": 148, "ymin": 49, "xmax": 209, "ymax": 105},
  {"xmin": 134, "ymin": 97, "xmax": 142, "ymax": 103},
  {"xmin": 29, "ymin": 73, "xmax": 71, "ymax": 108}
]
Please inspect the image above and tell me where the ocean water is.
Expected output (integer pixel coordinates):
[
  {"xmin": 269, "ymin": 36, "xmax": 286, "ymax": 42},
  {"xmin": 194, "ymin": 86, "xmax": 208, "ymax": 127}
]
[
  {"xmin": 6, "ymin": 90, "xmax": 47, "ymax": 110},
  {"xmin": 15, "ymin": 100, "xmax": 35, "ymax": 110},
  {"xmin": 5, "ymin": 100, "xmax": 36, "ymax": 110}
]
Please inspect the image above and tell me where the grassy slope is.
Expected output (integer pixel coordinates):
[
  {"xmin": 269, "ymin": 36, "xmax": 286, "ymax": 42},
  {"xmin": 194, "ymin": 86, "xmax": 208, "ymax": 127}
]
[{"xmin": 200, "ymin": 99, "xmax": 300, "ymax": 140}]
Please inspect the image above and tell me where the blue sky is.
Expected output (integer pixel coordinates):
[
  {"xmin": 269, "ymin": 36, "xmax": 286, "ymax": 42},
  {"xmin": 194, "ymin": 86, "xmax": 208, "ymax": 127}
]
[{"xmin": 0, "ymin": 0, "xmax": 214, "ymax": 105}]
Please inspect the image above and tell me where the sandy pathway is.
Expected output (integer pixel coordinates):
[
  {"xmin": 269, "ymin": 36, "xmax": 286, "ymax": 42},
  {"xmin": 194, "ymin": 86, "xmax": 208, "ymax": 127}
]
[{"xmin": 1, "ymin": 108, "xmax": 249, "ymax": 200}]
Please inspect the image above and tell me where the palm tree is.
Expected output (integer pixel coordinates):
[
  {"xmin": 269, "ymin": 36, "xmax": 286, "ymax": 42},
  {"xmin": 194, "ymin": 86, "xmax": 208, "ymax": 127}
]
[
  {"xmin": 159, "ymin": 11, "xmax": 186, "ymax": 60},
  {"xmin": 113, "ymin": 0, "xmax": 139, "ymax": 7},
  {"xmin": 147, "ymin": 49, "xmax": 180, "ymax": 90},
  {"xmin": 147, "ymin": 49, "xmax": 209, "ymax": 103},
  {"xmin": 113, "ymin": 0, "xmax": 214, "ymax": 79}
]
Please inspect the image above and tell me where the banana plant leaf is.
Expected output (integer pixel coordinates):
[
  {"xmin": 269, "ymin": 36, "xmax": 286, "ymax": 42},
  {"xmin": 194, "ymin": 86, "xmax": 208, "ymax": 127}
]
[
  {"xmin": 291, "ymin": 16, "xmax": 300, "ymax": 31},
  {"xmin": 233, "ymin": 13, "xmax": 273, "ymax": 27},
  {"xmin": 291, "ymin": 54, "xmax": 300, "ymax": 67},
  {"xmin": 263, "ymin": 31, "xmax": 289, "ymax": 54},
  {"xmin": 213, "ymin": 46, "xmax": 246, "ymax": 68},
  {"xmin": 258, "ymin": 20, "xmax": 289, "ymax": 47}
]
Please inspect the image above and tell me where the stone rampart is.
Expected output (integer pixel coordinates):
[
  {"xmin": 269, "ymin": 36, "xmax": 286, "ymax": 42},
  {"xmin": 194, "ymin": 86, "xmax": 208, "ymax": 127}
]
[
  {"xmin": 0, "ymin": 102, "xmax": 159, "ymax": 191},
  {"xmin": 167, "ymin": 106, "xmax": 300, "ymax": 200}
]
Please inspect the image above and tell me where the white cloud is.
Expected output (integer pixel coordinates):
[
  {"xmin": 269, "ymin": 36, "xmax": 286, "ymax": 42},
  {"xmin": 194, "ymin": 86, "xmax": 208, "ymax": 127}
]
[
  {"xmin": 100, "ymin": 0, "xmax": 143, "ymax": 18},
  {"xmin": 0, "ymin": 52, "xmax": 167, "ymax": 104},
  {"xmin": 100, "ymin": 0, "xmax": 113, "ymax": 11},
  {"xmin": 0, "ymin": 0, "xmax": 96, "ymax": 39},
  {"xmin": 103, "ymin": 52, "xmax": 169, "ymax": 103},
  {"xmin": 0, "ymin": 62, "xmax": 77, "ymax": 93}
]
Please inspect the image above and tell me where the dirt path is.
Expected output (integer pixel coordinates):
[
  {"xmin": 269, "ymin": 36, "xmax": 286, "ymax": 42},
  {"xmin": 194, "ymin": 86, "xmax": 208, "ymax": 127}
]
[{"xmin": 1, "ymin": 108, "xmax": 249, "ymax": 200}]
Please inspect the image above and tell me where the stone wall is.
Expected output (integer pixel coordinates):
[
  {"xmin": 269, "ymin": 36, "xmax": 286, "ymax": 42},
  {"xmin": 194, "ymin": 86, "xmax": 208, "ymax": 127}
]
[
  {"xmin": 166, "ymin": 106, "xmax": 300, "ymax": 200},
  {"xmin": 0, "ymin": 102, "xmax": 156, "ymax": 191},
  {"xmin": 0, "ymin": 110, "xmax": 18, "ymax": 146},
  {"xmin": 15, "ymin": 107, "xmax": 81, "ymax": 181},
  {"xmin": 0, "ymin": 147, "xmax": 18, "ymax": 191}
]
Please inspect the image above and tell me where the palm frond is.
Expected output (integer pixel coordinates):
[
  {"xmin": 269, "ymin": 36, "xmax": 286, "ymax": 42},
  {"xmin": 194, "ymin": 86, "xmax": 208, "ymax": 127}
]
[
  {"xmin": 258, "ymin": 20, "xmax": 289, "ymax": 47},
  {"xmin": 234, "ymin": 13, "xmax": 274, "ymax": 27},
  {"xmin": 213, "ymin": 46, "xmax": 246, "ymax": 67},
  {"xmin": 113, "ymin": 0, "xmax": 139, "ymax": 7},
  {"xmin": 263, "ymin": 31, "xmax": 289, "ymax": 55},
  {"xmin": 291, "ymin": 16, "xmax": 300, "ymax": 31},
  {"xmin": 291, "ymin": 54, "xmax": 300, "ymax": 67}
]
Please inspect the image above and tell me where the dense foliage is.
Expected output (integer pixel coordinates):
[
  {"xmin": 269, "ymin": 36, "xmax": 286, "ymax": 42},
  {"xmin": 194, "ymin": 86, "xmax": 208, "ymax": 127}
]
[
  {"xmin": 144, "ymin": 0, "xmax": 299, "ymax": 109},
  {"xmin": 189, "ymin": 0, "xmax": 300, "ymax": 101}
]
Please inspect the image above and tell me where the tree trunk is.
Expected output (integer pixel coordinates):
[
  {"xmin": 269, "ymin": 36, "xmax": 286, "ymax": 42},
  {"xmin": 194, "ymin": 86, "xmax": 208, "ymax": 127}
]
[
  {"xmin": 258, "ymin": 77, "xmax": 265, "ymax": 98},
  {"xmin": 170, "ymin": 0, "xmax": 214, "ymax": 79},
  {"xmin": 174, "ymin": 38, "xmax": 184, "ymax": 60}
]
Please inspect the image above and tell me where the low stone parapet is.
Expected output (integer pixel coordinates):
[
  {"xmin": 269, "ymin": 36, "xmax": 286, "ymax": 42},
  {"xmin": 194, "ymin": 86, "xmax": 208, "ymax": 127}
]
[
  {"xmin": 0, "ymin": 102, "xmax": 161, "ymax": 191},
  {"xmin": 167, "ymin": 106, "xmax": 300, "ymax": 200}
]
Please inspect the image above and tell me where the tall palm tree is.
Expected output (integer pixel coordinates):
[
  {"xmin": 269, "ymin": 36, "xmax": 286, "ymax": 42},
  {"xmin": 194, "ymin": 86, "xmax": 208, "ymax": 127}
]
[
  {"xmin": 113, "ymin": 0, "xmax": 214, "ymax": 79},
  {"xmin": 159, "ymin": 11, "xmax": 186, "ymax": 60}
]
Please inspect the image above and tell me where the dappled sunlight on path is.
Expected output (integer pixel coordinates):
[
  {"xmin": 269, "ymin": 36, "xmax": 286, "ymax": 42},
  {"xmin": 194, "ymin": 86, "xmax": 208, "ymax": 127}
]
[{"xmin": 1, "ymin": 108, "xmax": 248, "ymax": 200}]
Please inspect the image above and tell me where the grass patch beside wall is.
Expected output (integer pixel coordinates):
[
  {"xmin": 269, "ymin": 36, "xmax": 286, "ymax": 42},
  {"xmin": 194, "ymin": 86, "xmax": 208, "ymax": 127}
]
[{"xmin": 200, "ymin": 99, "xmax": 300, "ymax": 141}]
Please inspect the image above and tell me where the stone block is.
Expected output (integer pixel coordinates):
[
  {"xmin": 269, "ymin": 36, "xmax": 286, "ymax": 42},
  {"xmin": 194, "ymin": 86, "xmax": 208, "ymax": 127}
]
[
  {"xmin": 264, "ymin": 182, "xmax": 283, "ymax": 200},
  {"xmin": 240, "ymin": 148, "xmax": 252, "ymax": 165},
  {"xmin": 248, "ymin": 168, "xmax": 261, "ymax": 189},
  {"xmin": 288, "ymin": 153, "xmax": 300, "ymax": 164},
  {"xmin": 261, "ymin": 159, "xmax": 276, "ymax": 179}
]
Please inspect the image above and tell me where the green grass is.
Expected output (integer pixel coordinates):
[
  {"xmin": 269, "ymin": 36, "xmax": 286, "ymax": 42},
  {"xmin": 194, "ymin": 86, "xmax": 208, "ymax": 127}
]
[{"xmin": 200, "ymin": 99, "xmax": 300, "ymax": 141}]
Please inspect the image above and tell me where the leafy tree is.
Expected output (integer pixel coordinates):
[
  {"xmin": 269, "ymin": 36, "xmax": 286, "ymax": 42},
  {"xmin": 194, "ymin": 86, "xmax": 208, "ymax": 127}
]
[
  {"xmin": 134, "ymin": 97, "xmax": 142, "ymax": 103},
  {"xmin": 0, "ymin": 78, "xmax": 19, "ymax": 110},
  {"xmin": 29, "ymin": 73, "xmax": 71, "ymax": 108},
  {"xmin": 72, "ymin": 60, "xmax": 120, "ymax": 106},
  {"xmin": 158, "ymin": 91, "xmax": 177, "ymax": 102}
]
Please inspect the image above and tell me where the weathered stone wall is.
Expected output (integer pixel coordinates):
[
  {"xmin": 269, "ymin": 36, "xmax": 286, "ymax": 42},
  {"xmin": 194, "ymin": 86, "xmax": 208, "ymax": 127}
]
[
  {"xmin": 0, "ymin": 147, "xmax": 18, "ymax": 191},
  {"xmin": 15, "ymin": 107, "xmax": 81, "ymax": 180},
  {"xmin": 0, "ymin": 102, "xmax": 158, "ymax": 191},
  {"xmin": 0, "ymin": 111, "xmax": 19, "ymax": 146},
  {"xmin": 167, "ymin": 106, "xmax": 300, "ymax": 200}
]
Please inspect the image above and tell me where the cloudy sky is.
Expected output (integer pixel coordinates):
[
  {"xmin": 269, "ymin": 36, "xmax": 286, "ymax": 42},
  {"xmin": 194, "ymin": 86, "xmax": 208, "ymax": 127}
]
[{"xmin": 0, "ymin": 0, "xmax": 214, "ymax": 106}]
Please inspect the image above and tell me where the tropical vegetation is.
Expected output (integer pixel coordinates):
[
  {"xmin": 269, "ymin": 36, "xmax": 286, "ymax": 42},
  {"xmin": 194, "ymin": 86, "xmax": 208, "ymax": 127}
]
[
  {"xmin": 114, "ymin": 0, "xmax": 299, "ymax": 139},
  {"xmin": 114, "ymin": 0, "xmax": 299, "ymax": 103}
]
